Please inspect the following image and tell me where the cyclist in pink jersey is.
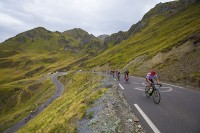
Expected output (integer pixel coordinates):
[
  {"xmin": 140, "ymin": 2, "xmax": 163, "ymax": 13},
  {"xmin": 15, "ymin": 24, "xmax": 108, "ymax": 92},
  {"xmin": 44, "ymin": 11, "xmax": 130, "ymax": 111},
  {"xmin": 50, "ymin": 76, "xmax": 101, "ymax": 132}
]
[{"xmin": 146, "ymin": 70, "xmax": 161, "ymax": 88}]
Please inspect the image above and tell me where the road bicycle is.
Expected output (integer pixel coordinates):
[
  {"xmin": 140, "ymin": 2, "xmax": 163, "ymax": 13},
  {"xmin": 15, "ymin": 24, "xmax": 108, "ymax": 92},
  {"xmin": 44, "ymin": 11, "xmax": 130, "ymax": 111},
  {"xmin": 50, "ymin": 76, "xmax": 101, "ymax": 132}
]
[
  {"xmin": 145, "ymin": 84, "xmax": 161, "ymax": 104},
  {"xmin": 124, "ymin": 76, "xmax": 130, "ymax": 84},
  {"xmin": 117, "ymin": 74, "xmax": 120, "ymax": 81}
]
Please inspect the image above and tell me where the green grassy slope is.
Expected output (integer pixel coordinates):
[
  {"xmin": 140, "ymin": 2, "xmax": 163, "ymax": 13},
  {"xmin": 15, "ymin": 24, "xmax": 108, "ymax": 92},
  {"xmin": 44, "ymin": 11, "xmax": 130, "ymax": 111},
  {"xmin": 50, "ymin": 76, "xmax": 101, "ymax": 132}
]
[
  {"xmin": 0, "ymin": 77, "xmax": 55, "ymax": 132},
  {"xmin": 0, "ymin": 27, "xmax": 103, "ymax": 132},
  {"xmin": 0, "ymin": 26, "xmax": 105, "ymax": 86},
  {"xmin": 17, "ymin": 72, "xmax": 107, "ymax": 133},
  {"xmin": 84, "ymin": 1, "xmax": 200, "ymax": 87}
]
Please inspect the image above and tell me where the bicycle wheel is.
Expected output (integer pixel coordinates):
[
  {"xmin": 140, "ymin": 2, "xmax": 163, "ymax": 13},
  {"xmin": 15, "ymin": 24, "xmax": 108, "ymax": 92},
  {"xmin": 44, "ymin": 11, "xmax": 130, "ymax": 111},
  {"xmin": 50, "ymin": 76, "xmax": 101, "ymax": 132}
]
[
  {"xmin": 124, "ymin": 77, "xmax": 128, "ymax": 83},
  {"xmin": 145, "ymin": 86, "xmax": 150, "ymax": 98},
  {"xmin": 127, "ymin": 77, "xmax": 130, "ymax": 84},
  {"xmin": 153, "ymin": 89, "xmax": 161, "ymax": 104},
  {"xmin": 117, "ymin": 75, "xmax": 120, "ymax": 81}
]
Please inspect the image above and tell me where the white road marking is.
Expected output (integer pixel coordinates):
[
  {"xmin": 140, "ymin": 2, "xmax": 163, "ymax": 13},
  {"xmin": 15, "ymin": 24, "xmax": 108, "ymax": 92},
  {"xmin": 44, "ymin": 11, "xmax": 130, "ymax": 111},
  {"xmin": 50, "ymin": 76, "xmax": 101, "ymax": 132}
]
[
  {"xmin": 162, "ymin": 83, "xmax": 184, "ymax": 89},
  {"xmin": 133, "ymin": 77, "xmax": 184, "ymax": 89},
  {"xmin": 119, "ymin": 83, "xmax": 124, "ymax": 90},
  {"xmin": 134, "ymin": 104, "xmax": 161, "ymax": 133},
  {"xmin": 134, "ymin": 87, "xmax": 173, "ymax": 92}
]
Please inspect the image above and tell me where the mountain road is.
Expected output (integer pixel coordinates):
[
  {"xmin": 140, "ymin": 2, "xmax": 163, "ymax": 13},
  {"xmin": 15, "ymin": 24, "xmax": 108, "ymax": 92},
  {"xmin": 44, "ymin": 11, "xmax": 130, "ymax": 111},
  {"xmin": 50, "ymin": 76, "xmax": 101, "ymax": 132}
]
[
  {"xmin": 116, "ymin": 75, "xmax": 200, "ymax": 133},
  {"xmin": 3, "ymin": 72, "xmax": 67, "ymax": 133}
]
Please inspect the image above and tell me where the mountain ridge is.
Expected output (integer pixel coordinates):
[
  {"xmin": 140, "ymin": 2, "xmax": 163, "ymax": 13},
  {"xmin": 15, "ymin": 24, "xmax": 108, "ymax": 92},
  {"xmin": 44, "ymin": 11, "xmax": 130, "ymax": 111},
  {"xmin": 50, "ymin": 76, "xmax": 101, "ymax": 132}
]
[
  {"xmin": 0, "ymin": 0, "xmax": 199, "ymax": 88},
  {"xmin": 84, "ymin": 0, "xmax": 200, "ymax": 88},
  {"xmin": 0, "ymin": 1, "xmax": 200, "ymax": 132},
  {"xmin": 103, "ymin": 0, "xmax": 199, "ymax": 48}
]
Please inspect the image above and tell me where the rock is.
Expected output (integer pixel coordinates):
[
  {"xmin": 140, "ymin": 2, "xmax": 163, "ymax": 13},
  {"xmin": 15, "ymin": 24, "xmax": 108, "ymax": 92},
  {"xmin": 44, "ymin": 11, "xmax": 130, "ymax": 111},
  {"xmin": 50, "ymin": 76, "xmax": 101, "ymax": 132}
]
[
  {"xmin": 138, "ymin": 125, "xmax": 142, "ymax": 128},
  {"xmin": 134, "ymin": 117, "xmax": 139, "ymax": 122},
  {"xmin": 128, "ymin": 119, "xmax": 133, "ymax": 123},
  {"xmin": 135, "ymin": 128, "xmax": 139, "ymax": 132},
  {"xmin": 77, "ymin": 74, "xmax": 144, "ymax": 133}
]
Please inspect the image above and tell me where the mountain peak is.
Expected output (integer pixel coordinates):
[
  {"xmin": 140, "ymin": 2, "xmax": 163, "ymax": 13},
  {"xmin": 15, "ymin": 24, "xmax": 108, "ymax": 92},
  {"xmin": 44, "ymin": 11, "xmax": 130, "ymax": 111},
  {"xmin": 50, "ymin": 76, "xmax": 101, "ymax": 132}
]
[
  {"xmin": 3, "ymin": 27, "xmax": 53, "ymax": 44},
  {"xmin": 143, "ymin": 0, "xmax": 198, "ymax": 19},
  {"xmin": 63, "ymin": 28, "xmax": 89, "ymax": 40}
]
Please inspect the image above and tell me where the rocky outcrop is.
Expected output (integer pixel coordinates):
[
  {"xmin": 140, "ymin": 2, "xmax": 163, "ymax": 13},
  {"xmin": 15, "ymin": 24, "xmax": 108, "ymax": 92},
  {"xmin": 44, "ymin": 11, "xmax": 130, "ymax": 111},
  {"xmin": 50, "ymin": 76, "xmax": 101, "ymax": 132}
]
[
  {"xmin": 143, "ymin": 0, "xmax": 199, "ymax": 19},
  {"xmin": 97, "ymin": 35, "xmax": 109, "ymax": 42},
  {"xmin": 104, "ymin": 31, "xmax": 128, "ymax": 47},
  {"xmin": 127, "ymin": 20, "xmax": 148, "ymax": 37},
  {"xmin": 77, "ymin": 74, "xmax": 143, "ymax": 133},
  {"xmin": 62, "ymin": 28, "xmax": 104, "ymax": 55}
]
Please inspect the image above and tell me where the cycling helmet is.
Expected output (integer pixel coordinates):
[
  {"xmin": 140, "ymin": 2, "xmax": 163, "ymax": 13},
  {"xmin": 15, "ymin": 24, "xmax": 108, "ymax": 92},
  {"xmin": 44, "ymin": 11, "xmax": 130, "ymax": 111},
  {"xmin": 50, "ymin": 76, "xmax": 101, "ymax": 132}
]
[{"xmin": 150, "ymin": 70, "xmax": 156, "ymax": 75}]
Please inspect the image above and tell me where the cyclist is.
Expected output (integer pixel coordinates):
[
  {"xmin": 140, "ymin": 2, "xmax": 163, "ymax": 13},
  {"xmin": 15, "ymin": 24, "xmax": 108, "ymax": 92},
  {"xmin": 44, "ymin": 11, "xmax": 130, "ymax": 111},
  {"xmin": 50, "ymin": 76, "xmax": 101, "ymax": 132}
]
[
  {"xmin": 124, "ymin": 69, "xmax": 129, "ymax": 80},
  {"xmin": 111, "ymin": 70, "xmax": 115, "ymax": 77},
  {"xmin": 116, "ymin": 70, "xmax": 120, "ymax": 80},
  {"xmin": 146, "ymin": 70, "xmax": 161, "ymax": 92}
]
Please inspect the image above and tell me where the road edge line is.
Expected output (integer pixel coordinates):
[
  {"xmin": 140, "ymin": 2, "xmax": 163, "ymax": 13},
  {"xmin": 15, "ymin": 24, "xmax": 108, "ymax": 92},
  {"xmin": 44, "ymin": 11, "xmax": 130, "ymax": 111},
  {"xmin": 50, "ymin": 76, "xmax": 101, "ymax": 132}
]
[
  {"xmin": 134, "ymin": 104, "xmax": 161, "ymax": 133},
  {"xmin": 119, "ymin": 83, "xmax": 124, "ymax": 89}
]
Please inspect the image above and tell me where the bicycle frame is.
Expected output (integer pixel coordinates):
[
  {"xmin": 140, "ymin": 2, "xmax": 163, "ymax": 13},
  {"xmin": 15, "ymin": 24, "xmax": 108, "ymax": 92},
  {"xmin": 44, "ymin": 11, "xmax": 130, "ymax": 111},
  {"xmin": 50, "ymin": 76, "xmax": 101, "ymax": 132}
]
[{"xmin": 145, "ymin": 84, "xmax": 161, "ymax": 104}]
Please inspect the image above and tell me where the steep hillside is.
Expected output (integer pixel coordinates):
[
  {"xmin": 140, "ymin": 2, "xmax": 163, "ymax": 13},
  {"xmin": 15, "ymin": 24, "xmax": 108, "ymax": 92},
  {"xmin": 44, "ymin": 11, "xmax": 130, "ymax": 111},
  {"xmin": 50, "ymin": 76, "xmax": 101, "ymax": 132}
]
[
  {"xmin": 85, "ymin": 0, "xmax": 200, "ymax": 88},
  {"xmin": 103, "ymin": 0, "xmax": 199, "ymax": 47},
  {"xmin": 17, "ymin": 72, "xmax": 107, "ymax": 133},
  {"xmin": 0, "ymin": 76, "xmax": 56, "ymax": 132},
  {"xmin": 0, "ymin": 27, "xmax": 104, "ymax": 132},
  {"xmin": 0, "ymin": 27, "xmax": 104, "ymax": 84}
]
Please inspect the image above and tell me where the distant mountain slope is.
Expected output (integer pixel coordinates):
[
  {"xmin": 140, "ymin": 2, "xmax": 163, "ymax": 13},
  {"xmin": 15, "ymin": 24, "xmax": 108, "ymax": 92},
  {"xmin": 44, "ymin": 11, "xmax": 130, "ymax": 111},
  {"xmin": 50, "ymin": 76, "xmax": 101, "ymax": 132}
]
[
  {"xmin": 1, "ymin": 27, "xmax": 103, "ymax": 55},
  {"xmin": 85, "ymin": 0, "xmax": 200, "ymax": 88},
  {"xmin": 62, "ymin": 28, "xmax": 104, "ymax": 55},
  {"xmin": 0, "ymin": 27, "xmax": 105, "ymax": 84},
  {"xmin": 0, "ymin": 27, "xmax": 104, "ymax": 131},
  {"xmin": 103, "ymin": 0, "xmax": 199, "ymax": 47}
]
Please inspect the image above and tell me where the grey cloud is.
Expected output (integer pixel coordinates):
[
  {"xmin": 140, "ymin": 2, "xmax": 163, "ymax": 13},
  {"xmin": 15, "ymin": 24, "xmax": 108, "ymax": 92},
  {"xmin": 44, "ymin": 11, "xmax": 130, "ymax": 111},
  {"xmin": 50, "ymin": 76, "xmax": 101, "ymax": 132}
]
[{"xmin": 0, "ymin": 0, "xmax": 175, "ymax": 43}]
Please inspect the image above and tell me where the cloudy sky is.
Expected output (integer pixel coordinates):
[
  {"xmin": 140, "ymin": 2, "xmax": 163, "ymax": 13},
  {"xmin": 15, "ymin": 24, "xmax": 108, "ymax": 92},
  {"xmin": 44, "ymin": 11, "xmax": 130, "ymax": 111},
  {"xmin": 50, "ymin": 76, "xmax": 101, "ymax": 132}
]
[{"xmin": 0, "ymin": 0, "xmax": 174, "ymax": 43}]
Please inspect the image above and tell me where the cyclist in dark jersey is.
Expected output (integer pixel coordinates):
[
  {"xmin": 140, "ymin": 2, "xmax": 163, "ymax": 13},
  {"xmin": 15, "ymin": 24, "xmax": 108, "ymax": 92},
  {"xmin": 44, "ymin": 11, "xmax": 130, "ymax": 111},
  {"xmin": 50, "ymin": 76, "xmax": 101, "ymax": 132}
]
[
  {"xmin": 116, "ymin": 70, "xmax": 120, "ymax": 80},
  {"xmin": 124, "ymin": 69, "xmax": 129, "ymax": 79}
]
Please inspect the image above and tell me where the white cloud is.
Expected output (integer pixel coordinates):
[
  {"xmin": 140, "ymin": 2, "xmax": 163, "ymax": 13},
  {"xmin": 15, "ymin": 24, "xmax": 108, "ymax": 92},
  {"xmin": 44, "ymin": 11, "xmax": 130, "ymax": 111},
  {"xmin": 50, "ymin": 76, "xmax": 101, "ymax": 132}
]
[
  {"xmin": 0, "ymin": 13, "xmax": 23, "ymax": 26},
  {"xmin": 0, "ymin": 0, "xmax": 175, "ymax": 43}
]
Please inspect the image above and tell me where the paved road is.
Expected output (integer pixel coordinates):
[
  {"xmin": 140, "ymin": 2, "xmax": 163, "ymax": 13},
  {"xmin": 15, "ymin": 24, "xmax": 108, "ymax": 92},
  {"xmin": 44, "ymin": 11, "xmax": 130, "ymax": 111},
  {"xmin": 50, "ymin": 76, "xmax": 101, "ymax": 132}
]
[
  {"xmin": 116, "ymin": 75, "xmax": 200, "ymax": 133},
  {"xmin": 3, "ymin": 72, "xmax": 67, "ymax": 133}
]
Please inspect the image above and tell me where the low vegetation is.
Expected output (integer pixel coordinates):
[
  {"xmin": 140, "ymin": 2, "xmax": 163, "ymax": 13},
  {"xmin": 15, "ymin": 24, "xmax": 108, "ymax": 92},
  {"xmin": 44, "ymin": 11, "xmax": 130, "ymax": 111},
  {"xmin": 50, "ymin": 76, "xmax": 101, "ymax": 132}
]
[
  {"xmin": 0, "ymin": 77, "xmax": 55, "ymax": 132},
  {"xmin": 18, "ymin": 72, "xmax": 107, "ymax": 133}
]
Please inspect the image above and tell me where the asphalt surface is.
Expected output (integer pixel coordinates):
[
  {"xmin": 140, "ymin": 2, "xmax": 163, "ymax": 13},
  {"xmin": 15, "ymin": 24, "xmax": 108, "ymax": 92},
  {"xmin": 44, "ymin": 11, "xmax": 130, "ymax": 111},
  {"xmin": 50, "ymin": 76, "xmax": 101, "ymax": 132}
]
[
  {"xmin": 116, "ymin": 75, "xmax": 200, "ymax": 133},
  {"xmin": 3, "ymin": 72, "xmax": 67, "ymax": 133}
]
